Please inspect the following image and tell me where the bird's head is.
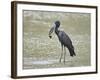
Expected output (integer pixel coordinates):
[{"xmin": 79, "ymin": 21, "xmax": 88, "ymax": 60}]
[
  {"xmin": 55, "ymin": 20, "xmax": 60, "ymax": 28},
  {"xmin": 49, "ymin": 20, "xmax": 60, "ymax": 39}
]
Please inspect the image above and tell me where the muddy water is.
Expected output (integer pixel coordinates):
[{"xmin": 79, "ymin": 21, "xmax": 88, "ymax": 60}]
[{"xmin": 23, "ymin": 11, "xmax": 91, "ymax": 69}]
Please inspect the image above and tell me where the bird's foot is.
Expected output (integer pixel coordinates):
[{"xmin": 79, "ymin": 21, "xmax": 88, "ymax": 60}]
[
  {"xmin": 59, "ymin": 59, "xmax": 61, "ymax": 63},
  {"xmin": 63, "ymin": 60, "xmax": 66, "ymax": 64}
]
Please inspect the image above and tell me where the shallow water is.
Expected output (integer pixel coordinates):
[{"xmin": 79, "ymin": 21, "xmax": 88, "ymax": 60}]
[{"xmin": 23, "ymin": 11, "xmax": 91, "ymax": 69}]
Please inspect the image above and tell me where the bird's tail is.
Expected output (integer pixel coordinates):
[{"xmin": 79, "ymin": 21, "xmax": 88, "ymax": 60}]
[{"xmin": 68, "ymin": 47, "xmax": 76, "ymax": 57}]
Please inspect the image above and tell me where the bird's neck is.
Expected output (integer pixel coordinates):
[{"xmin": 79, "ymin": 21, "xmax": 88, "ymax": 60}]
[{"xmin": 55, "ymin": 27, "xmax": 59, "ymax": 35}]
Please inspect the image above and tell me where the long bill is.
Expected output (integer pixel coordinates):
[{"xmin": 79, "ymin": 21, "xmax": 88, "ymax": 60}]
[{"xmin": 49, "ymin": 24, "xmax": 56, "ymax": 39}]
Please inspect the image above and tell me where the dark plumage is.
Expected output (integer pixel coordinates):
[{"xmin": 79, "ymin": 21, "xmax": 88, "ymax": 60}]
[{"xmin": 49, "ymin": 21, "xmax": 76, "ymax": 63}]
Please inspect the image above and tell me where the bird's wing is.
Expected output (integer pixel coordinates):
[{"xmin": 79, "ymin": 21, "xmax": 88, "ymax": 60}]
[
  {"xmin": 58, "ymin": 31, "xmax": 72, "ymax": 46},
  {"xmin": 58, "ymin": 31, "xmax": 76, "ymax": 56}
]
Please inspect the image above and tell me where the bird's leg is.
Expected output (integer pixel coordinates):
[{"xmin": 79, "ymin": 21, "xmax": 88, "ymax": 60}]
[
  {"xmin": 64, "ymin": 46, "xmax": 66, "ymax": 63},
  {"xmin": 59, "ymin": 44, "xmax": 63, "ymax": 62}
]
